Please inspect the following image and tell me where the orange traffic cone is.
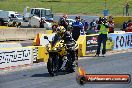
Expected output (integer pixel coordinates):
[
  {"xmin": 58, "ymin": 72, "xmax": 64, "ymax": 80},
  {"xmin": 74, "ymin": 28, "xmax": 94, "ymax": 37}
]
[{"xmin": 36, "ymin": 33, "xmax": 40, "ymax": 46}]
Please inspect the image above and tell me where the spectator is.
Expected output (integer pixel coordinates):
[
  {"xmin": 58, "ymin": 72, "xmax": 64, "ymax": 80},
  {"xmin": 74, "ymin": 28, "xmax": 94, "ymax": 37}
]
[
  {"xmin": 39, "ymin": 18, "xmax": 45, "ymax": 28},
  {"xmin": 97, "ymin": 17, "xmax": 102, "ymax": 24},
  {"xmin": 95, "ymin": 17, "xmax": 109, "ymax": 57},
  {"xmin": 82, "ymin": 19, "xmax": 89, "ymax": 32},
  {"xmin": 71, "ymin": 16, "xmax": 84, "ymax": 41},
  {"xmin": 52, "ymin": 25, "xmax": 58, "ymax": 33},
  {"xmin": 58, "ymin": 14, "xmax": 69, "ymax": 30},
  {"xmin": 127, "ymin": 20, "xmax": 132, "ymax": 26},
  {"xmin": 86, "ymin": 25, "xmax": 97, "ymax": 35},
  {"xmin": 94, "ymin": 18, "xmax": 101, "ymax": 32},
  {"xmin": 123, "ymin": 21, "xmax": 127, "ymax": 30},
  {"xmin": 96, "ymin": 17, "xmax": 102, "ymax": 31},
  {"xmin": 108, "ymin": 16, "xmax": 115, "ymax": 33},
  {"xmin": 125, "ymin": 2, "xmax": 129, "ymax": 16},
  {"xmin": 86, "ymin": 18, "xmax": 98, "ymax": 35},
  {"xmin": 90, "ymin": 19, "xmax": 96, "ymax": 28}
]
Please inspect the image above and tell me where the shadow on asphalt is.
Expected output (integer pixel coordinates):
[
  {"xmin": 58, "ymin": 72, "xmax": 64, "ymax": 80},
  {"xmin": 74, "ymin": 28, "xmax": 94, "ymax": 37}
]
[
  {"xmin": 31, "ymin": 72, "xmax": 72, "ymax": 77},
  {"xmin": 31, "ymin": 73, "xmax": 51, "ymax": 77},
  {"xmin": 81, "ymin": 56, "xmax": 105, "ymax": 57}
]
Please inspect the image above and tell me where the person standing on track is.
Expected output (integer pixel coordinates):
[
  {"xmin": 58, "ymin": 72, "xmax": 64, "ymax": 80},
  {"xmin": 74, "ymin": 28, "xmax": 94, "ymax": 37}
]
[{"xmin": 95, "ymin": 17, "xmax": 109, "ymax": 57}]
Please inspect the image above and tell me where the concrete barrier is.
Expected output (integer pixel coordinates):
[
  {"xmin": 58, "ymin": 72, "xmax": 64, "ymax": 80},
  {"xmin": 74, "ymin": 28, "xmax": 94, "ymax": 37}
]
[
  {"xmin": 0, "ymin": 28, "xmax": 48, "ymax": 41},
  {"xmin": 0, "ymin": 30, "xmax": 6, "ymax": 41},
  {"xmin": 0, "ymin": 42, "xmax": 22, "ymax": 48}
]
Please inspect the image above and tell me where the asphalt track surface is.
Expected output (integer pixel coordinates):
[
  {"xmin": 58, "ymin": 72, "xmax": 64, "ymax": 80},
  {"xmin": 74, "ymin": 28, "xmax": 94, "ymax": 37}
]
[{"xmin": 0, "ymin": 52, "xmax": 132, "ymax": 88}]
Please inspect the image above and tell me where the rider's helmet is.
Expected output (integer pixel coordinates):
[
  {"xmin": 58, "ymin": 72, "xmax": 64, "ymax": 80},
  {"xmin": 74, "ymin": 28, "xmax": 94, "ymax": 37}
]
[{"xmin": 57, "ymin": 26, "xmax": 66, "ymax": 34}]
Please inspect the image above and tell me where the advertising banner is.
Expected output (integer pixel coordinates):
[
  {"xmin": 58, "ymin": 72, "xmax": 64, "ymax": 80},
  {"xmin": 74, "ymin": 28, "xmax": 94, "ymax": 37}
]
[
  {"xmin": 85, "ymin": 33, "xmax": 117, "ymax": 55},
  {"xmin": 0, "ymin": 48, "xmax": 32, "ymax": 68},
  {"xmin": 108, "ymin": 33, "xmax": 132, "ymax": 50},
  {"xmin": 85, "ymin": 35, "xmax": 98, "ymax": 55}
]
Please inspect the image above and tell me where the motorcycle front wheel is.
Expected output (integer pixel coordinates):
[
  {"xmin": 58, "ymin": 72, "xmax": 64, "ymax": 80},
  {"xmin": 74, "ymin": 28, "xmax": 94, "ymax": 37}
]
[{"xmin": 47, "ymin": 57, "xmax": 58, "ymax": 76}]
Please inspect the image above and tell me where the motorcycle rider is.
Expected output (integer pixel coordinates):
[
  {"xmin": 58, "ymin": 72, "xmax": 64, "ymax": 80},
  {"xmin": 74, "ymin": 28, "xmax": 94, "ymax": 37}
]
[{"xmin": 52, "ymin": 26, "xmax": 77, "ymax": 72}]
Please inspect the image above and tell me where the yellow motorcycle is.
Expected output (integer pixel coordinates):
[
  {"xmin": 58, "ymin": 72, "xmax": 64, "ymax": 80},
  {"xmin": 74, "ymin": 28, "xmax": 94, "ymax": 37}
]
[{"xmin": 44, "ymin": 36, "xmax": 78, "ymax": 76}]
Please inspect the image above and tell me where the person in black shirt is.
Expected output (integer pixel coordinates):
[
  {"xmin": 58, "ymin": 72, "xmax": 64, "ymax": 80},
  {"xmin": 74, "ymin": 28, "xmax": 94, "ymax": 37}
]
[
  {"xmin": 58, "ymin": 14, "xmax": 69, "ymax": 30},
  {"xmin": 39, "ymin": 18, "xmax": 45, "ymax": 28}
]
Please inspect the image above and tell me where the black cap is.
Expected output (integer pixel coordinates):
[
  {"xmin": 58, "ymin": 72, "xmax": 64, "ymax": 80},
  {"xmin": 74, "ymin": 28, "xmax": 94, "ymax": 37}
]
[
  {"xmin": 75, "ymin": 16, "xmax": 80, "ymax": 19},
  {"xmin": 102, "ymin": 17, "xmax": 107, "ymax": 21}
]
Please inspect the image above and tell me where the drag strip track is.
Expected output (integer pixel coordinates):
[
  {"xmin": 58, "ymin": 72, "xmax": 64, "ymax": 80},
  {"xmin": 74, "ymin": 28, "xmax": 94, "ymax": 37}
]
[{"xmin": 0, "ymin": 52, "xmax": 132, "ymax": 88}]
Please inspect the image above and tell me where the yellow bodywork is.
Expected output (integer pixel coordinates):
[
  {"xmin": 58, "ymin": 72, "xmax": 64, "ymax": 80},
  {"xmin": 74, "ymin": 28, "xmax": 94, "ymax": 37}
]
[{"xmin": 47, "ymin": 40, "xmax": 67, "ymax": 56}]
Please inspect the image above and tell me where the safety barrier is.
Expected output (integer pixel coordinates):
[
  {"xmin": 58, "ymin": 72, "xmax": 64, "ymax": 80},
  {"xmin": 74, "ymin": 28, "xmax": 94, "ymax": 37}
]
[
  {"xmin": 1, "ymin": 32, "xmax": 132, "ymax": 69},
  {"xmin": 77, "ymin": 35, "xmax": 87, "ymax": 56},
  {"xmin": 108, "ymin": 32, "xmax": 132, "ymax": 50},
  {"xmin": 113, "ymin": 16, "xmax": 132, "ymax": 28},
  {"xmin": 0, "ymin": 28, "xmax": 52, "ymax": 41},
  {"xmin": 0, "ymin": 47, "xmax": 33, "ymax": 69},
  {"xmin": 0, "ymin": 42, "xmax": 22, "ymax": 48},
  {"xmin": 0, "ymin": 26, "xmax": 15, "ymax": 29},
  {"xmin": 0, "ymin": 46, "xmax": 48, "ymax": 69},
  {"xmin": 78, "ymin": 32, "xmax": 132, "ymax": 56},
  {"xmin": 77, "ymin": 34, "xmax": 114, "ymax": 56},
  {"xmin": 33, "ymin": 33, "xmax": 114, "ymax": 57},
  {"xmin": 37, "ymin": 46, "xmax": 49, "ymax": 63},
  {"xmin": 33, "ymin": 31, "xmax": 132, "ymax": 57}
]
